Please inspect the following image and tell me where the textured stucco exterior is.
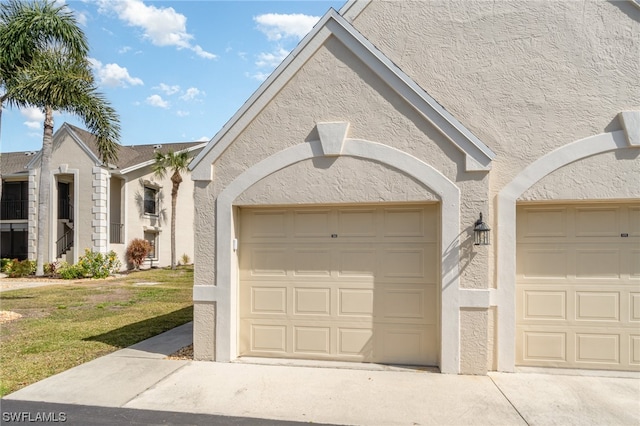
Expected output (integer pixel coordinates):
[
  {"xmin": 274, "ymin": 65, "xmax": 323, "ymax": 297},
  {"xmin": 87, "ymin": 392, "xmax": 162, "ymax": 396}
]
[{"xmin": 190, "ymin": 0, "xmax": 639, "ymax": 374}]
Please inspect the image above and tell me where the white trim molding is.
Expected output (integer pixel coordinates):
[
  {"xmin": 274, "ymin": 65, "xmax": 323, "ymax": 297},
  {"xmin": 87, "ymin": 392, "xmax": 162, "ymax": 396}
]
[
  {"xmin": 495, "ymin": 130, "xmax": 634, "ymax": 372},
  {"xmin": 190, "ymin": 138, "xmax": 492, "ymax": 374}
]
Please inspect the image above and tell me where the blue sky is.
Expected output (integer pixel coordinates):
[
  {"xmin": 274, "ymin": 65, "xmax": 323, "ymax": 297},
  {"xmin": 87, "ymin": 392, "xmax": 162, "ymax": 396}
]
[{"xmin": 1, "ymin": 0, "xmax": 345, "ymax": 153}]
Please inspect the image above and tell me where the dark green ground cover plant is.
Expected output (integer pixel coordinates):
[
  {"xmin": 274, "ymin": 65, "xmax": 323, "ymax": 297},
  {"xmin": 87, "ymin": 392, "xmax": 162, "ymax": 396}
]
[{"xmin": 0, "ymin": 266, "xmax": 193, "ymax": 396}]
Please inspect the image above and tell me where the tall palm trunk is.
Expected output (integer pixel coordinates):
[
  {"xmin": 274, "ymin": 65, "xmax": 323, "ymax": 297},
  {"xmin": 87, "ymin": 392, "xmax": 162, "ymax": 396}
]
[
  {"xmin": 169, "ymin": 171, "xmax": 183, "ymax": 270},
  {"xmin": 36, "ymin": 105, "xmax": 54, "ymax": 275}
]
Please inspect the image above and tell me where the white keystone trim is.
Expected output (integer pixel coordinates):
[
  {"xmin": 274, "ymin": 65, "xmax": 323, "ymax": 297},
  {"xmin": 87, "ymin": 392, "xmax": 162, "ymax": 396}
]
[
  {"xmin": 496, "ymin": 130, "xmax": 632, "ymax": 372},
  {"xmin": 317, "ymin": 121, "xmax": 350, "ymax": 156},
  {"xmin": 619, "ymin": 111, "xmax": 640, "ymax": 146},
  {"xmin": 195, "ymin": 138, "xmax": 471, "ymax": 373},
  {"xmin": 190, "ymin": 9, "xmax": 495, "ymax": 180}
]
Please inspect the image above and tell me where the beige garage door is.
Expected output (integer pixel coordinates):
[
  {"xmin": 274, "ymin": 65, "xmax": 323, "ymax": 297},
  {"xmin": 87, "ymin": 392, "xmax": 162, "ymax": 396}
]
[
  {"xmin": 516, "ymin": 203, "xmax": 640, "ymax": 371},
  {"xmin": 239, "ymin": 205, "xmax": 439, "ymax": 365}
]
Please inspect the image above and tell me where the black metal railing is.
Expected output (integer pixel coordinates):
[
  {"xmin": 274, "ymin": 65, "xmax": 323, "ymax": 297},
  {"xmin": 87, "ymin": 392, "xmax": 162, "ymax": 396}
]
[
  {"xmin": 56, "ymin": 228, "xmax": 74, "ymax": 258},
  {"xmin": 1, "ymin": 200, "xmax": 28, "ymax": 220},
  {"xmin": 58, "ymin": 198, "xmax": 73, "ymax": 221},
  {"xmin": 110, "ymin": 222, "xmax": 124, "ymax": 244}
]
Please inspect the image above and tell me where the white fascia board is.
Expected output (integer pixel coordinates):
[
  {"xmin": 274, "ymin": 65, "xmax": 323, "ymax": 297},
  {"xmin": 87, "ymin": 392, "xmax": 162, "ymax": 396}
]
[
  {"xmin": 119, "ymin": 142, "xmax": 207, "ymax": 175},
  {"xmin": 339, "ymin": 0, "xmax": 371, "ymax": 20},
  {"xmin": 190, "ymin": 8, "xmax": 495, "ymax": 178}
]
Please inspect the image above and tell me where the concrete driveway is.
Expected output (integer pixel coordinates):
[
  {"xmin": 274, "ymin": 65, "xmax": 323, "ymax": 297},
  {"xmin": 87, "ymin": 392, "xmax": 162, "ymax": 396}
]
[{"xmin": 3, "ymin": 323, "xmax": 639, "ymax": 425}]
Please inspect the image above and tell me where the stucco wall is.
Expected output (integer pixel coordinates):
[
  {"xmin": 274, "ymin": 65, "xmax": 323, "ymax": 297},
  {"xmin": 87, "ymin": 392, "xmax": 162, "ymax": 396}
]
[{"xmin": 119, "ymin": 165, "xmax": 197, "ymax": 269}]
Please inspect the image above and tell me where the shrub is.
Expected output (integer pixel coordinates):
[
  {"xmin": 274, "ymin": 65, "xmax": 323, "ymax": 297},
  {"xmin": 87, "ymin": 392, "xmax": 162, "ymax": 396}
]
[
  {"xmin": 77, "ymin": 249, "xmax": 121, "ymax": 279},
  {"xmin": 180, "ymin": 253, "xmax": 190, "ymax": 266},
  {"xmin": 7, "ymin": 259, "xmax": 36, "ymax": 278},
  {"xmin": 1, "ymin": 258, "xmax": 14, "ymax": 273},
  {"xmin": 44, "ymin": 261, "xmax": 59, "ymax": 276},
  {"xmin": 57, "ymin": 261, "xmax": 85, "ymax": 280},
  {"xmin": 126, "ymin": 239, "xmax": 152, "ymax": 270}
]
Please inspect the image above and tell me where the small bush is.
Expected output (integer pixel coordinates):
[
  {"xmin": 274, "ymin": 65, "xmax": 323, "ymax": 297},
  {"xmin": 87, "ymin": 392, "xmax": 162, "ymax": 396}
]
[
  {"xmin": 126, "ymin": 239, "xmax": 152, "ymax": 270},
  {"xmin": 1, "ymin": 258, "xmax": 14, "ymax": 273},
  {"xmin": 57, "ymin": 262, "xmax": 85, "ymax": 280},
  {"xmin": 7, "ymin": 259, "xmax": 36, "ymax": 278},
  {"xmin": 180, "ymin": 253, "xmax": 190, "ymax": 266},
  {"xmin": 44, "ymin": 261, "xmax": 59, "ymax": 276},
  {"xmin": 77, "ymin": 249, "xmax": 121, "ymax": 279}
]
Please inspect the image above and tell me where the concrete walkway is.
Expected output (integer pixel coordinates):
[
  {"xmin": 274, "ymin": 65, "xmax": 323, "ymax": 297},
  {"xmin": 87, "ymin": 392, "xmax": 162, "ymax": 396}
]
[{"xmin": 4, "ymin": 323, "xmax": 640, "ymax": 425}]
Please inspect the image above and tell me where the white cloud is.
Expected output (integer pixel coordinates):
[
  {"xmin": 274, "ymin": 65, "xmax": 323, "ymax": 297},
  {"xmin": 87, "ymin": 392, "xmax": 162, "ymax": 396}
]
[
  {"xmin": 255, "ymin": 48, "xmax": 289, "ymax": 69},
  {"xmin": 118, "ymin": 46, "xmax": 132, "ymax": 54},
  {"xmin": 155, "ymin": 83, "xmax": 180, "ymax": 95},
  {"xmin": 254, "ymin": 13, "xmax": 319, "ymax": 41},
  {"xmin": 75, "ymin": 11, "xmax": 88, "ymax": 27},
  {"xmin": 20, "ymin": 107, "xmax": 45, "ymax": 129},
  {"xmin": 197, "ymin": 136, "xmax": 209, "ymax": 142},
  {"xmin": 89, "ymin": 58, "xmax": 143, "ymax": 87},
  {"xmin": 247, "ymin": 71, "xmax": 270, "ymax": 82},
  {"xmin": 146, "ymin": 94, "xmax": 169, "ymax": 108},
  {"xmin": 176, "ymin": 110, "xmax": 189, "ymax": 117},
  {"xmin": 180, "ymin": 87, "xmax": 203, "ymax": 101},
  {"xmin": 98, "ymin": 0, "xmax": 216, "ymax": 59}
]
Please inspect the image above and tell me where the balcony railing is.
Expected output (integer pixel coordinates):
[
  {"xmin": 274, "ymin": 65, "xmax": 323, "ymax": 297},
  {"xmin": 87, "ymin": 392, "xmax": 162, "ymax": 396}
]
[
  {"xmin": 1, "ymin": 200, "xmax": 28, "ymax": 220},
  {"xmin": 56, "ymin": 228, "xmax": 74, "ymax": 259},
  {"xmin": 110, "ymin": 223, "xmax": 124, "ymax": 244}
]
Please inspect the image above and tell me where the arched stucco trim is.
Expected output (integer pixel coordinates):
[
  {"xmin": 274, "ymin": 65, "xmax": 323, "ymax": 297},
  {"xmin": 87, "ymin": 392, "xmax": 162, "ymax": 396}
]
[
  {"xmin": 496, "ymin": 130, "xmax": 631, "ymax": 372},
  {"xmin": 198, "ymin": 138, "xmax": 464, "ymax": 373}
]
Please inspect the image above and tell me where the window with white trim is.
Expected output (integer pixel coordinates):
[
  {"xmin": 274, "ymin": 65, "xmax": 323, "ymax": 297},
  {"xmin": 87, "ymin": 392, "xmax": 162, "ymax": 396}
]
[
  {"xmin": 144, "ymin": 231, "xmax": 158, "ymax": 260},
  {"xmin": 143, "ymin": 186, "xmax": 158, "ymax": 215}
]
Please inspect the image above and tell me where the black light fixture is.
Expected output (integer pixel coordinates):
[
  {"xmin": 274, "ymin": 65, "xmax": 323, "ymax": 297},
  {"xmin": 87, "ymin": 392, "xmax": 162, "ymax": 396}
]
[{"xmin": 474, "ymin": 213, "xmax": 491, "ymax": 245}]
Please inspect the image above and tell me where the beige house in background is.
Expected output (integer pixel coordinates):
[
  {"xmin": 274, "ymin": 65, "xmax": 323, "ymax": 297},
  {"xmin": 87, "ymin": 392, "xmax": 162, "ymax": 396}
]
[
  {"xmin": 190, "ymin": 0, "xmax": 640, "ymax": 375},
  {"xmin": 0, "ymin": 123, "xmax": 203, "ymax": 269}
]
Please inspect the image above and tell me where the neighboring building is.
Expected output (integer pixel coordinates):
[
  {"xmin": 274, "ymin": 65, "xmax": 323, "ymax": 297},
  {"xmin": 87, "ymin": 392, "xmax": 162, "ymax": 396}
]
[
  {"xmin": 189, "ymin": 0, "xmax": 639, "ymax": 375},
  {"xmin": 0, "ymin": 123, "xmax": 204, "ymax": 269}
]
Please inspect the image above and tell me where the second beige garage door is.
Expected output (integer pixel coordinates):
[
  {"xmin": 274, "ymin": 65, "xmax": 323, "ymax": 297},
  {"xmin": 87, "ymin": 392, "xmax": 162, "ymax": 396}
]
[
  {"xmin": 516, "ymin": 203, "xmax": 640, "ymax": 371},
  {"xmin": 239, "ymin": 205, "xmax": 439, "ymax": 366}
]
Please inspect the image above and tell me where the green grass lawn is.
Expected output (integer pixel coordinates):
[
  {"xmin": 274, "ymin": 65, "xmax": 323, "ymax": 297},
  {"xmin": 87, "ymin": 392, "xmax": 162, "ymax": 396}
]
[{"xmin": 0, "ymin": 266, "xmax": 193, "ymax": 397}]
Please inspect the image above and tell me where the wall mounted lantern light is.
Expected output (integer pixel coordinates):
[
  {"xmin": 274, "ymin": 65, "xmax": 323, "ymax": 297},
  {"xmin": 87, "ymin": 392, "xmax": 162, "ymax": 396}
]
[{"xmin": 474, "ymin": 213, "xmax": 491, "ymax": 245}]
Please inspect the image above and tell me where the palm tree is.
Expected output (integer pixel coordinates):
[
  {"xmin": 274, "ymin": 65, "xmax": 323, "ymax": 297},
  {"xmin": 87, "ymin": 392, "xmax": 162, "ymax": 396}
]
[
  {"xmin": 0, "ymin": 0, "xmax": 120, "ymax": 275},
  {"xmin": 152, "ymin": 150, "xmax": 190, "ymax": 270}
]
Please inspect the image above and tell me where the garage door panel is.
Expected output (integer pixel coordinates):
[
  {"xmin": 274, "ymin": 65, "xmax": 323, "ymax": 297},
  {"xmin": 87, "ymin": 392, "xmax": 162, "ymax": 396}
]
[
  {"xmin": 339, "ymin": 289, "xmax": 373, "ymax": 317},
  {"xmin": 337, "ymin": 209, "xmax": 377, "ymax": 237},
  {"xmin": 337, "ymin": 248, "xmax": 377, "ymax": 277},
  {"xmin": 240, "ymin": 204, "xmax": 439, "ymax": 365},
  {"xmin": 294, "ymin": 288, "xmax": 331, "ymax": 315},
  {"xmin": 520, "ymin": 208, "xmax": 568, "ymax": 238},
  {"xmin": 293, "ymin": 210, "xmax": 331, "ymax": 237},
  {"xmin": 517, "ymin": 203, "xmax": 640, "ymax": 372},
  {"xmin": 294, "ymin": 326, "xmax": 331, "ymax": 354},
  {"xmin": 575, "ymin": 292, "xmax": 619, "ymax": 321},
  {"xmin": 575, "ymin": 249, "xmax": 619, "ymax": 279},
  {"xmin": 338, "ymin": 328, "xmax": 374, "ymax": 358},
  {"xmin": 244, "ymin": 210, "xmax": 287, "ymax": 239},
  {"xmin": 629, "ymin": 208, "xmax": 640, "ymax": 236},
  {"xmin": 630, "ymin": 336, "xmax": 640, "ymax": 365},
  {"xmin": 522, "ymin": 290, "xmax": 567, "ymax": 320},
  {"xmin": 249, "ymin": 324, "xmax": 287, "ymax": 353},
  {"xmin": 520, "ymin": 249, "xmax": 568, "ymax": 279},
  {"xmin": 250, "ymin": 287, "xmax": 287, "ymax": 315},
  {"xmin": 522, "ymin": 331, "xmax": 567, "ymax": 362},
  {"xmin": 576, "ymin": 333, "xmax": 619, "ymax": 364},
  {"xmin": 293, "ymin": 248, "xmax": 331, "ymax": 277},
  {"xmin": 630, "ymin": 294, "xmax": 640, "ymax": 322},
  {"xmin": 244, "ymin": 248, "xmax": 288, "ymax": 277}
]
